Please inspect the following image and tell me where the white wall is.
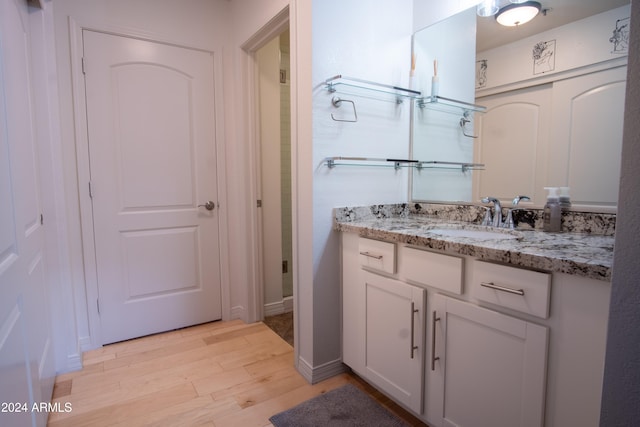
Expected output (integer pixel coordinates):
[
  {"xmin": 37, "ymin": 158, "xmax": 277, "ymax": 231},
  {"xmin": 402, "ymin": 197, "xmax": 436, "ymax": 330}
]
[
  {"xmin": 476, "ymin": 5, "xmax": 631, "ymax": 94},
  {"xmin": 601, "ymin": 0, "xmax": 640, "ymax": 423},
  {"xmin": 307, "ymin": 0, "xmax": 414, "ymax": 379},
  {"xmin": 413, "ymin": 0, "xmax": 481, "ymax": 33}
]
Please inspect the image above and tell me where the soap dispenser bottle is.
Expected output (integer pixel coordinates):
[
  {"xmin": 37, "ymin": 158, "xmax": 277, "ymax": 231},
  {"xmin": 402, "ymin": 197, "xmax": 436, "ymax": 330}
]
[
  {"xmin": 543, "ymin": 187, "xmax": 562, "ymax": 232},
  {"xmin": 558, "ymin": 187, "xmax": 572, "ymax": 211}
]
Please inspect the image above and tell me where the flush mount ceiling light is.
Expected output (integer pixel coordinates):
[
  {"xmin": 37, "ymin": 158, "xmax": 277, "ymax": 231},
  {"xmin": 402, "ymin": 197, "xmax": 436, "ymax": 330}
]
[{"xmin": 495, "ymin": 1, "xmax": 542, "ymax": 26}]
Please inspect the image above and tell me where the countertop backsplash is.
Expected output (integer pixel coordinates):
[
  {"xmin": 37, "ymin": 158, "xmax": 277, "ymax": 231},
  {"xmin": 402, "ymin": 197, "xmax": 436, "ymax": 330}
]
[{"xmin": 335, "ymin": 203, "xmax": 616, "ymax": 236}]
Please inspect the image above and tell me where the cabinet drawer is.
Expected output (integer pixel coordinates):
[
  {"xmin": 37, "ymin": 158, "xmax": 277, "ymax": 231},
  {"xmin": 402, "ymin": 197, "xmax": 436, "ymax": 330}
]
[
  {"xmin": 401, "ymin": 246, "xmax": 463, "ymax": 294},
  {"xmin": 358, "ymin": 238, "xmax": 396, "ymax": 274},
  {"xmin": 472, "ymin": 260, "xmax": 551, "ymax": 319}
]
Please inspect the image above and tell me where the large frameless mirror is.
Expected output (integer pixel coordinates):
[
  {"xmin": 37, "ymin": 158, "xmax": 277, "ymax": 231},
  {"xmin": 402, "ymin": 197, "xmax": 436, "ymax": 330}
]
[{"xmin": 410, "ymin": 0, "xmax": 630, "ymax": 212}]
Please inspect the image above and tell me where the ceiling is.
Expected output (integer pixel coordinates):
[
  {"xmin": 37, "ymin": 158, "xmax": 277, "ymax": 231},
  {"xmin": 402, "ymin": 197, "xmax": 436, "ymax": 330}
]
[{"xmin": 476, "ymin": 0, "xmax": 630, "ymax": 52}]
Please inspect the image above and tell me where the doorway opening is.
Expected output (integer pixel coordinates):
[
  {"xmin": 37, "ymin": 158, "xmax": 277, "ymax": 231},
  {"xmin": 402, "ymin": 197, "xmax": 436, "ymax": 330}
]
[{"xmin": 256, "ymin": 29, "xmax": 293, "ymax": 346}]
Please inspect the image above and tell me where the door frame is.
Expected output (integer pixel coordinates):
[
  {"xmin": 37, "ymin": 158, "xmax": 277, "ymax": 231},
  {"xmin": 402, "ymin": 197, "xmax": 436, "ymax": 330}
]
[
  {"xmin": 68, "ymin": 20, "xmax": 231, "ymax": 348},
  {"xmin": 229, "ymin": 2, "xmax": 307, "ymax": 371},
  {"xmin": 241, "ymin": 8, "xmax": 290, "ymax": 326}
]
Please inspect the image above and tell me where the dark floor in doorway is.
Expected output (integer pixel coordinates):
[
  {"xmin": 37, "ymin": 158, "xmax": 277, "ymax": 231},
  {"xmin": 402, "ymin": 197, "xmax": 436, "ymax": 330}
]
[{"xmin": 264, "ymin": 311, "xmax": 294, "ymax": 347}]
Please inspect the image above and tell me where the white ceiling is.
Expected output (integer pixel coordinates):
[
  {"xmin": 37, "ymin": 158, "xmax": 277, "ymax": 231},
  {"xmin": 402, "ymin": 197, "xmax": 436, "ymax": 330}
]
[{"xmin": 476, "ymin": 0, "xmax": 630, "ymax": 52}]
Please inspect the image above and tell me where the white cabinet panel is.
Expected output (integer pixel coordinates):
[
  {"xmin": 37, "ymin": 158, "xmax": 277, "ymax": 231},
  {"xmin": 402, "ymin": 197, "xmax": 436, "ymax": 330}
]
[
  {"xmin": 342, "ymin": 233, "xmax": 365, "ymax": 373},
  {"xmin": 472, "ymin": 260, "xmax": 551, "ymax": 319},
  {"xmin": 432, "ymin": 295, "xmax": 548, "ymax": 427},
  {"xmin": 358, "ymin": 237, "xmax": 396, "ymax": 274},
  {"xmin": 400, "ymin": 246, "xmax": 463, "ymax": 294},
  {"xmin": 363, "ymin": 271, "xmax": 425, "ymax": 413}
]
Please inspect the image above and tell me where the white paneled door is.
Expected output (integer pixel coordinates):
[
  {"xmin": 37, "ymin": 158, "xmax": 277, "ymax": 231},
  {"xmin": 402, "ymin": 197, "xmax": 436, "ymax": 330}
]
[
  {"xmin": 83, "ymin": 31, "xmax": 222, "ymax": 344},
  {"xmin": 550, "ymin": 66, "xmax": 626, "ymax": 208},
  {"xmin": 475, "ymin": 84, "xmax": 552, "ymax": 206},
  {"xmin": 0, "ymin": 0, "xmax": 55, "ymax": 426}
]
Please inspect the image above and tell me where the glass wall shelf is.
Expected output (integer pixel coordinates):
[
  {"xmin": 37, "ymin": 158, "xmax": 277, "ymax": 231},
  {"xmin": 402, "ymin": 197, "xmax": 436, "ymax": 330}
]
[
  {"xmin": 325, "ymin": 75, "xmax": 421, "ymax": 104},
  {"xmin": 323, "ymin": 157, "xmax": 484, "ymax": 172},
  {"xmin": 415, "ymin": 160, "xmax": 485, "ymax": 172},
  {"xmin": 417, "ymin": 95, "xmax": 487, "ymax": 115}
]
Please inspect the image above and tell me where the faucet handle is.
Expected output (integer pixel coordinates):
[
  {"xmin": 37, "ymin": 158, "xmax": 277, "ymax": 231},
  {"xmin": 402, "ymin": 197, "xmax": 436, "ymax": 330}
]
[
  {"xmin": 481, "ymin": 207, "xmax": 493, "ymax": 226},
  {"xmin": 512, "ymin": 195, "xmax": 531, "ymax": 206},
  {"xmin": 503, "ymin": 209, "xmax": 516, "ymax": 229}
]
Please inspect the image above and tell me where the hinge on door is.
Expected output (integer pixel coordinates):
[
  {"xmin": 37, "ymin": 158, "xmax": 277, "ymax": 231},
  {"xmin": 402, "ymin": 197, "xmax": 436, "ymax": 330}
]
[
  {"xmin": 88, "ymin": 181, "xmax": 93, "ymax": 199},
  {"xmin": 257, "ymin": 199, "xmax": 262, "ymax": 208},
  {"xmin": 97, "ymin": 299, "xmax": 100, "ymax": 315},
  {"xmin": 40, "ymin": 214, "xmax": 44, "ymax": 225},
  {"xmin": 81, "ymin": 57, "xmax": 86, "ymax": 75},
  {"xmin": 282, "ymin": 260, "xmax": 288, "ymax": 274}
]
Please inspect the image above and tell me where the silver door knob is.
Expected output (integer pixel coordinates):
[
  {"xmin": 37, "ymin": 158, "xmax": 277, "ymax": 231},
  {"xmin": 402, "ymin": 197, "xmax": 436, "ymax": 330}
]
[{"xmin": 198, "ymin": 201, "xmax": 215, "ymax": 211}]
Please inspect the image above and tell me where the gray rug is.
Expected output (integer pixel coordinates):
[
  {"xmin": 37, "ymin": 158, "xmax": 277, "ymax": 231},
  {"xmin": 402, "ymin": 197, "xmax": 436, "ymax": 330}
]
[{"xmin": 269, "ymin": 383, "xmax": 409, "ymax": 427}]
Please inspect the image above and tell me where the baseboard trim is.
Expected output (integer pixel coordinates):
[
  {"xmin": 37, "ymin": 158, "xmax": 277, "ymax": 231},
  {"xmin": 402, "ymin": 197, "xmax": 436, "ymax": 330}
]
[
  {"xmin": 283, "ymin": 296, "xmax": 293, "ymax": 312},
  {"xmin": 78, "ymin": 335, "xmax": 93, "ymax": 352},
  {"xmin": 230, "ymin": 305, "xmax": 244, "ymax": 320},
  {"xmin": 65, "ymin": 352, "xmax": 83, "ymax": 373},
  {"xmin": 264, "ymin": 296, "xmax": 294, "ymax": 317},
  {"xmin": 297, "ymin": 355, "xmax": 346, "ymax": 384}
]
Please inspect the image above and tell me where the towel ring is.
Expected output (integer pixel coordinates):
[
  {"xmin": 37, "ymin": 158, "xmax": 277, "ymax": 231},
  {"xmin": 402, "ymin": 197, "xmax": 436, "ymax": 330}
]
[
  {"xmin": 331, "ymin": 96, "xmax": 358, "ymax": 122},
  {"xmin": 459, "ymin": 110, "xmax": 478, "ymax": 138}
]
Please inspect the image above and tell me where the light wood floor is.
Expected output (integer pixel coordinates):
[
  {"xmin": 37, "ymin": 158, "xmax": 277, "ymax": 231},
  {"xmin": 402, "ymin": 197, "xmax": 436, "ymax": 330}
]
[{"xmin": 48, "ymin": 319, "xmax": 427, "ymax": 427}]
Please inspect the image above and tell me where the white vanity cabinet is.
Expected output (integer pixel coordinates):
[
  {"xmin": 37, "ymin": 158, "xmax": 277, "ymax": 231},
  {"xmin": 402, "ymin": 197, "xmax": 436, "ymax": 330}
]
[
  {"xmin": 430, "ymin": 294, "xmax": 548, "ymax": 427},
  {"xmin": 341, "ymin": 232, "xmax": 611, "ymax": 427}
]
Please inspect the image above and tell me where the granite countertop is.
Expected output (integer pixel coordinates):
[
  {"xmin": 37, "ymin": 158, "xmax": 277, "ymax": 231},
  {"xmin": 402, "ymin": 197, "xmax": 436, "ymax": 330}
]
[{"xmin": 334, "ymin": 206, "xmax": 615, "ymax": 282}]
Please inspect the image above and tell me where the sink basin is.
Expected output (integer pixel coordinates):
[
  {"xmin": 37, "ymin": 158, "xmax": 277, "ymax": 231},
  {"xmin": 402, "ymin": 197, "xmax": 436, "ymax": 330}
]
[{"xmin": 426, "ymin": 226, "xmax": 522, "ymax": 241}]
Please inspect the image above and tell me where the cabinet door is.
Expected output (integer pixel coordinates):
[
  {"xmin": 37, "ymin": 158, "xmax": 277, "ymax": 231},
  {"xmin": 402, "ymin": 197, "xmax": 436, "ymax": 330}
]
[
  {"xmin": 474, "ymin": 84, "xmax": 552, "ymax": 206},
  {"xmin": 363, "ymin": 271, "xmax": 425, "ymax": 414},
  {"xmin": 547, "ymin": 66, "xmax": 626, "ymax": 209},
  {"xmin": 431, "ymin": 295, "xmax": 548, "ymax": 427}
]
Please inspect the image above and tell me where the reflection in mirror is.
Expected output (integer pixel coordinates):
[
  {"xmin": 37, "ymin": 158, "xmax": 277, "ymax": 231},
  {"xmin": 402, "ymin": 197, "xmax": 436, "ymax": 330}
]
[
  {"xmin": 411, "ymin": 1, "xmax": 631, "ymax": 213},
  {"xmin": 411, "ymin": 7, "xmax": 478, "ymax": 203}
]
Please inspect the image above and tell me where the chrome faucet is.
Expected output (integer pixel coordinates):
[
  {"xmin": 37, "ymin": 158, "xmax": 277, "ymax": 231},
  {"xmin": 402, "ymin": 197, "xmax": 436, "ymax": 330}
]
[{"xmin": 481, "ymin": 197, "xmax": 503, "ymax": 228}]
